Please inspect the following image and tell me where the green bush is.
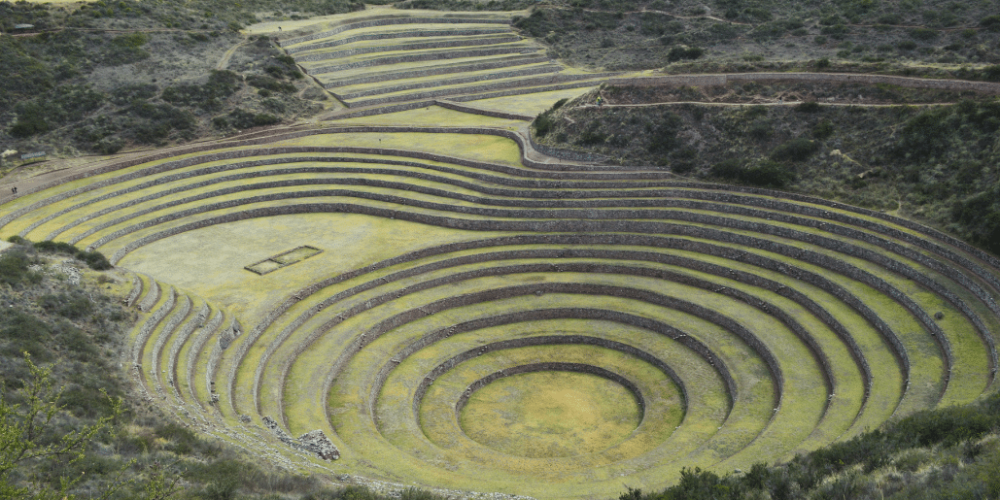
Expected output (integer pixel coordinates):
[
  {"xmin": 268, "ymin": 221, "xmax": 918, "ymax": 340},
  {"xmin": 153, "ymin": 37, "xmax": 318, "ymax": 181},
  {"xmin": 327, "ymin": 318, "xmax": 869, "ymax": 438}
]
[
  {"xmin": 32, "ymin": 240, "xmax": 112, "ymax": 270},
  {"xmin": 908, "ymin": 27, "xmax": 939, "ymax": 41},
  {"xmin": 576, "ymin": 122, "xmax": 607, "ymax": 145},
  {"xmin": 980, "ymin": 15, "xmax": 1000, "ymax": 31},
  {"xmin": 646, "ymin": 111, "xmax": 684, "ymax": 154},
  {"xmin": 813, "ymin": 120, "xmax": 835, "ymax": 139},
  {"xmin": 770, "ymin": 138, "xmax": 820, "ymax": 162},
  {"xmin": 110, "ymin": 83, "xmax": 157, "ymax": 105},
  {"xmin": 0, "ymin": 310, "xmax": 53, "ymax": 362},
  {"xmin": 666, "ymin": 45, "xmax": 703, "ymax": 62},
  {"xmin": 0, "ymin": 250, "xmax": 41, "ymax": 287},
  {"xmin": 532, "ymin": 99, "xmax": 568, "ymax": 138},
  {"xmin": 246, "ymin": 74, "xmax": 296, "ymax": 93},
  {"xmin": 747, "ymin": 118, "xmax": 773, "ymax": 140},
  {"xmin": 225, "ymin": 109, "xmax": 280, "ymax": 129},
  {"xmin": 795, "ymin": 101, "xmax": 822, "ymax": 113},
  {"xmin": 711, "ymin": 159, "xmax": 794, "ymax": 188},
  {"xmin": 37, "ymin": 292, "xmax": 93, "ymax": 320},
  {"xmin": 820, "ymin": 24, "xmax": 848, "ymax": 38},
  {"xmin": 9, "ymin": 85, "xmax": 106, "ymax": 137},
  {"xmin": 162, "ymin": 70, "xmax": 241, "ymax": 109},
  {"xmin": 984, "ymin": 65, "xmax": 1000, "ymax": 82},
  {"xmin": 103, "ymin": 32, "xmax": 150, "ymax": 65}
]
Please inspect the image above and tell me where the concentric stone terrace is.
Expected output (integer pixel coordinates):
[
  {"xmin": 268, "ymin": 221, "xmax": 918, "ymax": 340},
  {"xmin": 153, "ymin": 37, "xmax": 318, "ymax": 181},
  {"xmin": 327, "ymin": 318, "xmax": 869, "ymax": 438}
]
[
  {"xmin": 273, "ymin": 12, "xmax": 614, "ymax": 113},
  {"xmin": 4, "ymin": 119, "xmax": 999, "ymax": 499}
]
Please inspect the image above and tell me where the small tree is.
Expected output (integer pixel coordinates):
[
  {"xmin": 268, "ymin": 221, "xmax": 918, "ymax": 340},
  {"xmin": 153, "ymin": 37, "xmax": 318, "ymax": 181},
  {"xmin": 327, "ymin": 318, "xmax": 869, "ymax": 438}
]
[{"xmin": 0, "ymin": 355, "xmax": 134, "ymax": 500}]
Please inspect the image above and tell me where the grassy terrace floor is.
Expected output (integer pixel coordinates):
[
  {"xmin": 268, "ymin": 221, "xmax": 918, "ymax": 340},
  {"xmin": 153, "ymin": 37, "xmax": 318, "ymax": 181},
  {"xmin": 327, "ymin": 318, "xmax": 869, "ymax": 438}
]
[
  {"xmin": 271, "ymin": 11, "xmax": 613, "ymax": 109},
  {"xmin": 3, "ymin": 119, "xmax": 998, "ymax": 497}
]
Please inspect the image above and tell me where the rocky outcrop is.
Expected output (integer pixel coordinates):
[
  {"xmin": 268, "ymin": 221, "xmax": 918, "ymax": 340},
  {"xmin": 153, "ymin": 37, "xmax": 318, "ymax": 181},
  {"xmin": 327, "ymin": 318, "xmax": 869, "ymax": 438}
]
[{"xmin": 262, "ymin": 416, "xmax": 340, "ymax": 460}]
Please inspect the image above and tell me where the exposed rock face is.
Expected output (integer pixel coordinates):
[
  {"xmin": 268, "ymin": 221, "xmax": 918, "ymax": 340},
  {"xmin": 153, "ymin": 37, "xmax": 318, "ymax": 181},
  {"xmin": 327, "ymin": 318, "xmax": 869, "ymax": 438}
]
[
  {"xmin": 297, "ymin": 429, "xmax": 340, "ymax": 460},
  {"xmin": 262, "ymin": 416, "xmax": 340, "ymax": 460}
]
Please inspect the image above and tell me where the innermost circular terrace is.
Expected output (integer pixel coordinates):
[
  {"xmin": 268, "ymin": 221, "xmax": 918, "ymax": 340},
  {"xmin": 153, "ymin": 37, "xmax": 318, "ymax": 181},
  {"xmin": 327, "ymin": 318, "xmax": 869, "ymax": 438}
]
[{"xmin": 458, "ymin": 368, "xmax": 644, "ymax": 458}]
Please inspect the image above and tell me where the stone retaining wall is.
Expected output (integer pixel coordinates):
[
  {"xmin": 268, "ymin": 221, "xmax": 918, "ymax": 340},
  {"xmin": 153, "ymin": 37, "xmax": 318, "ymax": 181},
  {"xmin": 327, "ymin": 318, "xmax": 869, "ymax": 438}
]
[
  {"xmin": 323, "ymin": 55, "xmax": 549, "ymax": 88},
  {"xmin": 150, "ymin": 295, "xmax": 191, "ymax": 396},
  {"xmin": 168, "ymin": 302, "xmax": 209, "ymax": 403},
  {"xmin": 345, "ymin": 73, "xmax": 615, "ymax": 108},
  {"xmin": 295, "ymin": 35, "xmax": 521, "ymax": 62},
  {"xmin": 339, "ymin": 65, "xmax": 559, "ymax": 100},
  {"xmin": 453, "ymin": 362, "xmax": 645, "ymax": 416},
  {"xmin": 448, "ymin": 79, "xmax": 605, "ymax": 104},
  {"xmin": 0, "ymin": 123, "xmax": 634, "ymax": 225},
  {"xmin": 429, "ymin": 333, "xmax": 688, "ymax": 415},
  {"xmin": 434, "ymin": 100, "xmax": 533, "ymax": 121},
  {"xmin": 313, "ymin": 281, "xmax": 778, "ymax": 429},
  {"xmin": 125, "ymin": 272, "xmax": 143, "ymax": 308},
  {"xmin": 113, "ymin": 207, "xmax": 919, "ymax": 403},
  {"xmin": 246, "ymin": 232, "xmax": 902, "ymax": 423},
  {"xmin": 93, "ymin": 184, "xmax": 981, "ymax": 368},
  {"xmin": 280, "ymin": 16, "xmax": 508, "ymax": 47},
  {"xmin": 24, "ymin": 139, "xmax": 988, "ymax": 370},
  {"xmin": 287, "ymin": 28, "xmax": 511, "ymax": 54},
  {"xmin": 186, "ymin": 309, "xmax": 224, "ymax": 407},
  {"xmin": 527, "ymin": 135, "xmax": 609, "ymax": 163},
  {"xmin": 308, "ymin": 46, "xmax": 538, "ymax": 75},
  {"xmin": 133, "ymin": 287, "xmax": 176, "ymax": 366},
  {"xmin": 138, "ymin": 278, "xmax": 161, "ymax": 313}
]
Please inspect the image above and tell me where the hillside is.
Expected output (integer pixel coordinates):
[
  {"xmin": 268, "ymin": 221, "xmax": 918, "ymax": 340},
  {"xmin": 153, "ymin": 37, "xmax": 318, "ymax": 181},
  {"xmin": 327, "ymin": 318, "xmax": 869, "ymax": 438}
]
[{"xmin": 529, "ymin": 82, "xmax": 1000, "ymax": 255}]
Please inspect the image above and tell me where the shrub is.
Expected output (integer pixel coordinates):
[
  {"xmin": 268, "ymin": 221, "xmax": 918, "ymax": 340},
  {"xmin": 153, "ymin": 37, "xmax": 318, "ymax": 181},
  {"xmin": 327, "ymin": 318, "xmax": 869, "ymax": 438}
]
[
  {"xmin": 666, "ymin": 45, "xmax": 703, "ymax": 62},
  {"xmin": 796, "ymin": 101, "xmax": 822, "ymax": 113},
  {"xmin": 646, "ymin": 111, "xmax": 684, "ymax": 154},
  {"xmin": 532, "ymin": 100, "xmax": 567, "ymax": 137},
  {"xmin": 576, "ymin": 122, "xmax": 607, "ymax": 145},
  {"xmin": 225, "ymin": 109, "xmax": 280, "ymax": 129},
  {"xmin": 711, "ymin": 159, "xmax": 795, "ymax": 188},
  {"xmin": 896, "ymin": 107, "xmax": 953, "ymax": 158},
  {"xmin": 908, "ymin": 28, "xmax": 939, "ymax": 41},
  {"xmin": 32, "ymin": 240, "xmax": 112, "ymax": 270},
  {"xmin": 103, "ymin": 32, "xmax": 150, "ymax": 65},
  {"xmin": 816, "ymin": 57, "xmax": 831, "ymax": 69},
  {"xmin": 813, "ymin": 120, "xmax": 835, "ymax": 139},
  {"xmin": 984, "ymin": 65, "xmax": 1000, "ymax": 82},
  {"xmin": 37, "ymin": 292, "xmax": 93, "ymax": 320},
  {"xmin": 110, "ymin": 83, "xmax": 157, "ymax": 105},
  {"xmin": 820, "ymin": 24, "xmax": 848, "ymax": 38},
  {"xmin": 770, "ymin": 138, "xmax": 820, "ymax": 162},
  {"xmin": 246, "ymin": 74, "xmax": 296, "ymax": 93},
  {"xmin": 162, "ymin": 70, "xmax": 241, "ymax": 108},
  {"xmin": 981, "ymin": 15, "xmax": 1000, "ymax": 31},
  {"xmin": 747, "ymin": 118, "xmax": 773, "ymax": 140},
  {"xmin": 0, "ymin": 250, "xmax": 41, "ymax": 287}
]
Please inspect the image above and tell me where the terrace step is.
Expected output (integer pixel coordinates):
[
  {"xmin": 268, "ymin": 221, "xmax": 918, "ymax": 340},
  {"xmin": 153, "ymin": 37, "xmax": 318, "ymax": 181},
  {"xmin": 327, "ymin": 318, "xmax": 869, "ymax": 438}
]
[{"xmin": 2, "ymin": 121, "xmax": 998, "ymax": 496}]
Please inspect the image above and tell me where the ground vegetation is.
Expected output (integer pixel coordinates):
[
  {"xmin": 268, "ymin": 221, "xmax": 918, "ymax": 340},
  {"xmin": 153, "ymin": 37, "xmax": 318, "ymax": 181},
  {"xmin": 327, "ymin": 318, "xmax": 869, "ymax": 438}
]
[
  {"xmin": 0, "ymin": 0, "xmax": 342, "ymax": 159},
  {"xmin": 532, "ymin": 87, "xmax": 1000, "ymax": 255},
  {"xmin": 0, "ymin": 239, "xmax": 444, "ymax": 500}
]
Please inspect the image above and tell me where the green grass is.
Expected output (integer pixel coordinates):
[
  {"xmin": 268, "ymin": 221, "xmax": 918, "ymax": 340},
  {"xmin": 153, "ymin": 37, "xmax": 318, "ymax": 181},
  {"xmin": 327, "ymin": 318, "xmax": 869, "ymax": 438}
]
[{"xmin": 4, "ymin": 120, "xmax": 998, "ymax": 498}]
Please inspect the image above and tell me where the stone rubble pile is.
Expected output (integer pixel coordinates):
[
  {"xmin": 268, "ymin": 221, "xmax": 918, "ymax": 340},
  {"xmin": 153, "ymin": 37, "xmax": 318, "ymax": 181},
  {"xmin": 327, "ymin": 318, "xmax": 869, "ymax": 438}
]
[{"xmin": 262, "ymin": 416, "xmax": 340, "ymax": 460}]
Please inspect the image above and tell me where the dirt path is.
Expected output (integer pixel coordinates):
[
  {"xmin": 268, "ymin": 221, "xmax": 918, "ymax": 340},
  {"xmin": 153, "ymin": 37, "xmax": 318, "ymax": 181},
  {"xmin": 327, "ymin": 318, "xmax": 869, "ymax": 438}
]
[
  {"xmin": 10, "ymin": 27, "xmax": 218, "ymax": 38},
  {"xmin": 585, "ymin": 100, "xmax": 954, "ymax": 108},
  {"xmin": 217, "ymin": 41, "xmax": 247, "ymax": 70},
  {"xmin": 548, "ymin": 5, "xmax": 987, "ymax": 32}
]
